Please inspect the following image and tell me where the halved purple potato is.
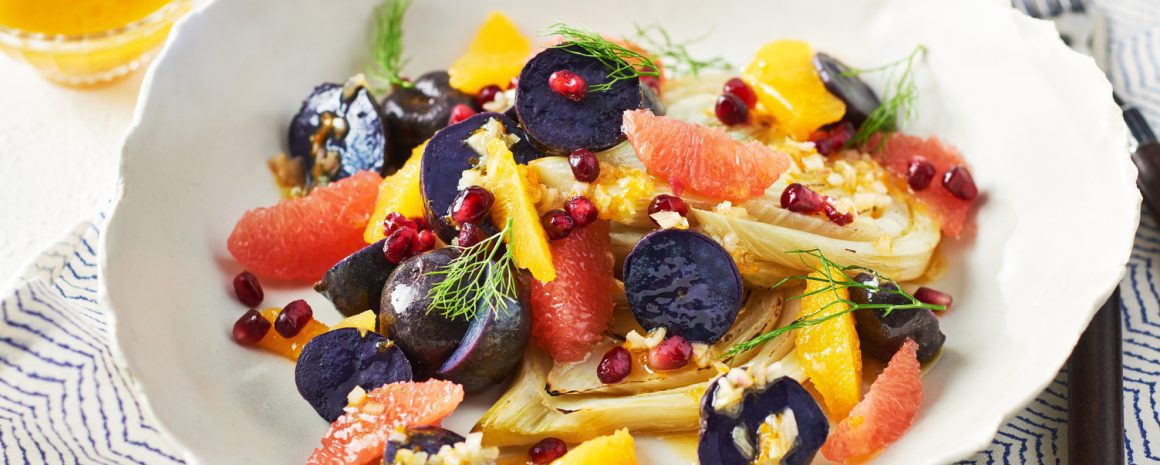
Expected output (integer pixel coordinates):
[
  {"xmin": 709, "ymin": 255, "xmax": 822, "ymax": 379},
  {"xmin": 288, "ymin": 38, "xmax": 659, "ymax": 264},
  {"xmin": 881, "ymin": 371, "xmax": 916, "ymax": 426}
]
[
  {"xmin": 515, "ymin": 44, "xmax": 651, "ymax": 155},
  {"xmin": 288, "ymin": 83, "xmax": 342, "ymax": 162},
  {"xmin": 623, "ymin": 229, "xmax": 743, "ymax": 343},
  {"xmin": 287, "ymin": 82, "xmax": 388, "ymax": 182},
  {"xmin": 436, "ymin": 271, "xmax": 531, "ymax": 393},
  {"xmin": 813, "ymin": 53, "xmax": 881, "ymax": 127},
  {"xmin": 849, "ymin": 273, "xmax": 945, "ymax": 362},
  {"xmin": 379, "ymin": 248, "xmax": 470, "ymax": 379},
  {"xmin": 295, "ymin": 328, "xmax": 412, "ymax": 422},
  {"xmin": 420, "ymin": 112, "xmax": 541, "ymax": 242},
  {"xmin": 382, "ymin": 427, "xmax": 465, "ymax": 464},
  {"xmin": 382, "ymin": 71, "xmax": 474, "ymax": 169},
  {"xmin": 315, "ymin": 239, "xmax": 394, "ymax": 318},
  {"xmin": 699, "ymin": 376, "xmax": 828, "ymax": 465}
]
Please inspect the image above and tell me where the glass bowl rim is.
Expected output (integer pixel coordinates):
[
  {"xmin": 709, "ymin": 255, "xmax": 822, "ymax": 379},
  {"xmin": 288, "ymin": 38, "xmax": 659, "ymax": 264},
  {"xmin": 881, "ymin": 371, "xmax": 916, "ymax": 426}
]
[{"xmin": 0, "ymin": 0, "xmax": 190, "ymax": 50}]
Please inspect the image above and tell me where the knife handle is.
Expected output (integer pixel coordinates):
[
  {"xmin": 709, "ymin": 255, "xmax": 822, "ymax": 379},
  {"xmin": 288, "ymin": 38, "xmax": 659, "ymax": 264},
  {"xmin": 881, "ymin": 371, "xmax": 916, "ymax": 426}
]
[
  {"xmin": 1067, "ymin": 288, "xmax": 1125, "ymax": 465},
  {"xmin": 1132, "ymin": 141, "xmax": 1160, "ymax": 220}
]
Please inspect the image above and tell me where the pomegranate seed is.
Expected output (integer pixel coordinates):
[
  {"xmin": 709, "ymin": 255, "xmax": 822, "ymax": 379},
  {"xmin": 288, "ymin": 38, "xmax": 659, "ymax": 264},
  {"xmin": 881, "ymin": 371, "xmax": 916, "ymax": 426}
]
[
  {"xmin": 648, "ymin": 194, "xmax": 690, "ymax": 225},
  {"xmin": 450, "ymin": 186, "xmax": 495, "ymax": 226},
  {"xmin": 809, "ymin": 121, "xmax": 855, "ymax": 155},
  {"xmin": 457, "ymin": 223, "xmax": 486, "ymax": 248},
  {"xmin": 823, "ymin": 200, "xmax": 854, "ymax": 226},
  {"xmin": 382, "ymin": 212, "xmax": 417, "ymax": 236},
  {"xmin": 568, "ymin": 148, "xmax": 600, "ymax": 182},
  {"xmin": 415, "ymin": 229, "xmax": 437, "ymax": 253},
  {"xmin": 648, "ymin": 335, "xmax": 693, "ymax": 371},
  {"xmin": 565, "ymin": 197, "xmax": 598, "ymax": 227},
  {"xmin": 275, "ymin": 299, "xmax": 313, "ymax": 338},
  {"xmin": 715, "ymin": 93, "xmax": 749, "ymax": 126},
  {"xmin": 641, "ymin": 74, "xmax": 661, "ymax": 95},
  {"xmin": 942, "ymin": 166, "xmax": 978, "ymax": 200},
  {"xmin": 907, "ymin": 157, "xmax": 937, "ymax": 191},
  {"xmin": 232, "ymin": 309, "xmax": 271, "ymax": 345},
  {"xmin": 384, "ymin": 227, "xmax": 418, "ymax": 264},
  {"xmin": 780, "ymin": 183, "xmax": 824, "ymax": 214},
  {"xmin": 541, "ymin": 210, "xmax": 575, "ymax": 240},
  {"xmin": 528, "ymin": 438, "xmax": 568, "ymax": 465},
  {"xmin": 448, "ymin": 104, "xmax": 476, "ymax": 125},
  {"xmin": 548, "ymin": 69, "xmax": 588, "ymax": 102},
  {"xmin": 232, "ymin": 271, "xmax": 263, "ymax": 307},
  {"xmin": 915, "ymin": 287, "xmax": 953, "ymax": 310},
  {"xmin": 411, "ymin": 216, "xmax": 429, "ymax": 231},
  {"xmin": 722, "ymin": 77, "xmax": 757, "ymax": 108},
  {"xmin": 475, "ymin": 84, "xmax": 503, "ymax": 107},
  {"xmin": 597, "ymin": 346, "xmax": 632, "ymax": 384}
]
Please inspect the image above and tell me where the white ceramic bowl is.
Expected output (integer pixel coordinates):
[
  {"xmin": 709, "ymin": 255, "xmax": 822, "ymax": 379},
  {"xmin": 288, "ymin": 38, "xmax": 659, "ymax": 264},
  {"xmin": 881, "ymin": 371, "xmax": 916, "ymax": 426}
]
[{"xmin": 101, "ymin": 0, "xmax": 1139, "ymax": 463}]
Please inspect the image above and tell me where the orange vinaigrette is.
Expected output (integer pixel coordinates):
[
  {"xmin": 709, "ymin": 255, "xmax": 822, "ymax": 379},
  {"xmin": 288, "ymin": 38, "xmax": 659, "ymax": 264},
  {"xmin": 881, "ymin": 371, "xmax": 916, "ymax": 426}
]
[
  {"xmin": 0, "ymin": 0, "xmax": 191, "ymax": 86},
  {"xmin": 0, "ymin": 0, "xmax": 170, "ymax": 35}
]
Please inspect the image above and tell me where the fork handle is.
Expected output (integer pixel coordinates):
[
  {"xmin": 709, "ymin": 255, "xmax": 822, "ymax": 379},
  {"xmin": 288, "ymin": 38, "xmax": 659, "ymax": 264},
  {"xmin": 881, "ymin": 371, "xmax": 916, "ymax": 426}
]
[{"xmin": 1132, "ymin": 141, "xmax": 1160, "ymax": 220}]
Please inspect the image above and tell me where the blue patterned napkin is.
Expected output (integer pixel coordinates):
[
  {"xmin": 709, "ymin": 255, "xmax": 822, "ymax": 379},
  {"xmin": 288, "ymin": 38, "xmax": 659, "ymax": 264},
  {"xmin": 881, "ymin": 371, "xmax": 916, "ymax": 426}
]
[{"xmin": 2, "ymin": 1, "xmax": 1159, "ymax": 463}]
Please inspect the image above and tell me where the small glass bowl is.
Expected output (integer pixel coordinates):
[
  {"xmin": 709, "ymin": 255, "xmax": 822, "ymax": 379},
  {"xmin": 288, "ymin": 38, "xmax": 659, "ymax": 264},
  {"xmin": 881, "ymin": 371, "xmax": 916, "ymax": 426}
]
[{"xmin": 0, "ymin": 0, "xmax": 192, "ymax": 87}]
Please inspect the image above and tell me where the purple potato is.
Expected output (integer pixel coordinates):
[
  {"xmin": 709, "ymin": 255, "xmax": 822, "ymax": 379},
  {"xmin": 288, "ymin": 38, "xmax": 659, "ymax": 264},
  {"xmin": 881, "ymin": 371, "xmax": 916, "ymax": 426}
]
[
  {"xmin": 382, "ymin": 427, "xmax": 465, "ymax": 464},
  {"xmin": 379, "ymin": 248, "xmax": 470, "ymax": 379},
  {"xmin": 382, "ymin": 71, "xmax": 475, "ymax": 170},
  {"xmin": 515, "ymin": 44, "xmax": 652, "ymax": 155},
  {"xmin": 314, "ymin": 239, "xmax": 394, "ymax": 318},
  {"xmin": 420, "ymin": 112, "xmax": 541, "ymax": 242},
  {"xmin": 295, "ymin": 328, "xmax": 412, "ymax": 422},
  {"xmin": 623, "ymin": 229, "xmax": 743, "ymax": 343},
  {"xmin": 849, "ymin": 273, "xmax": 945, "ymax": 363},
  {"xmin": 287, "ymin": 82, "xmax": 388, "ymax": 182},
  {"xmin": 288, "ymin": 83, "xmax": 342, "ymax": 162},
  {"xmin": 436, "ymin": 271, "xmax": 530, "ymax": 393},
  {"xmin": 813, "ymin": 53, "xmax": 881, "ymax": 128},
  {"xmin": 699, "ymin": 376, "xmax": 828, "ymax": 465}
]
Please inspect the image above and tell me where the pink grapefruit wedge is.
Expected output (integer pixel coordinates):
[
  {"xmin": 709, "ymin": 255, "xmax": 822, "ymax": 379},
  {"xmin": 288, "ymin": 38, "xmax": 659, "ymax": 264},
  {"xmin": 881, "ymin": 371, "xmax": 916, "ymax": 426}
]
[
  {"xmin": 623, "ymin": 109, "xmax": 791, "ymax": 203},
  {"xmin": 821, "ymin": 339, "xmax": 923, "ymax": 463},
  {"xmin": 874, "ymin": 133, "xmax": 975, "ymax": 238}
]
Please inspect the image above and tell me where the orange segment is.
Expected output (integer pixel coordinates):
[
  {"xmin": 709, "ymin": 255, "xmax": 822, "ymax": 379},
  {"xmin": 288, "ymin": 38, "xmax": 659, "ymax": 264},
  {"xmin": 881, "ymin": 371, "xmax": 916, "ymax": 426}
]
[
  {"xmin": 551, "ymin": 429, "xmax": 637, "ymax": 465},
  {"xmin": 795, "ymin": 270, "xmax": 862, "ymax": 419},
  {"xmin": 254, "ymin": 308, "xmax": 329, "ymax": 361},
  {"xmin": 364, "ymin": 142, "xmax": 427, "ymax": 243},
  {"xmin": 332, "ymin": 310, "xmax": 377, "ymax": 335},
  {"xmin": 448, "ymin": 11, "xmax": 531, "ymax": 94},
  {"xmin": 743, "ymin": 40, "xmax": 846, "ymax": 140},
  {"xmin": 481, "ymin": 133, "xmax": 555, "ymax": 282}
]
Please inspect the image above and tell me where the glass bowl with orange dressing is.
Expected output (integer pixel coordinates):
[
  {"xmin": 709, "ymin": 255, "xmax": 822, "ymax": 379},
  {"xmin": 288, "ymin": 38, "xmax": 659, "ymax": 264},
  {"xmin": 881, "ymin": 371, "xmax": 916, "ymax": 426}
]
[{"xmin": 0, "ymin": 0, "xmax": 192, "ymax": 86}]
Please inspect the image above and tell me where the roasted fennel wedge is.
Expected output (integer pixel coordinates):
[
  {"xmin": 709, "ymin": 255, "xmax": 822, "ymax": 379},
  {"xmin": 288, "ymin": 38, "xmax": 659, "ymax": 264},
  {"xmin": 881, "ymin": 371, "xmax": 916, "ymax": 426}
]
[{"xmin": 546, "ymin": 289, "xmax": 784, "ymax": 395}]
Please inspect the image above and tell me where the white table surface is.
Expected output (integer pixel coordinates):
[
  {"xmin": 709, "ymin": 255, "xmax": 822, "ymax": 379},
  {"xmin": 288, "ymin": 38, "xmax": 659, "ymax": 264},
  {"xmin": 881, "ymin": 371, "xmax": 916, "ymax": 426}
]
[{"xmin": 0, "ymin": 57, "xmax": 144, "ymax": 286}]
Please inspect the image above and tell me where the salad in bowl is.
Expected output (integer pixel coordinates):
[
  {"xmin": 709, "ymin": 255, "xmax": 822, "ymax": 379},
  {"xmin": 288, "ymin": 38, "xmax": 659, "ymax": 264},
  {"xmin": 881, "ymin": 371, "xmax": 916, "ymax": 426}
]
[{"xmin": 217, "ymin": 3, "xmax": 978, "ymax": 464}]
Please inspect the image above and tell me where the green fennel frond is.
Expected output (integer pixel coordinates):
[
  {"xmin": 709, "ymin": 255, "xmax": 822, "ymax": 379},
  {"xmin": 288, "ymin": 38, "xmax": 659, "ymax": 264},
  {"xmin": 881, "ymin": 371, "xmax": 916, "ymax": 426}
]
[
  {"xmin": 723, "ymin": 248, "xmax": 945, "ymax": 358},
  {"xmin": 541, "ymin": 23, "xmax": 661, "ymax": 93},
  {"xmin": 424, "ymin": 219, "xmax": 518, "ymax": 321},
  {"xmin": 366, "ymin": 0, "xmax": 413, "ymax": 91},
  {"xmin": 846, "ymin": 45, "xmax": 928, "ymax": 149},
  {"xmin": 631, "ymin": 24, "xmax": 727, "ymax": 78}
]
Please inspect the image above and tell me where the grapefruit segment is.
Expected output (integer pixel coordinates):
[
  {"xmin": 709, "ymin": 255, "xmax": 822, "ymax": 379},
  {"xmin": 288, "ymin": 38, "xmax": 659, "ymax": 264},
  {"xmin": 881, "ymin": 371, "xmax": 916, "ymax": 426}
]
[
  {"xmin": 822, "ymin": 339, "xmax": 923, "ymax": 463},
  {"xmin": 306, "ymin": 380, "xmax": 464, "ymax": 465},
  {"xmin": 227, "ymin": 170, "xmax": 381, "ymax": 282},
  {"xmin": 622, "ymin": 109, "xmax": 790, "ymax": 203},
  {"xmin": 874, "ymin": 133, "xmax": 974, "ymax": 238},
  {"xmin": 530, "ymin": 220, "xmax": 616, "ymax": 362}
]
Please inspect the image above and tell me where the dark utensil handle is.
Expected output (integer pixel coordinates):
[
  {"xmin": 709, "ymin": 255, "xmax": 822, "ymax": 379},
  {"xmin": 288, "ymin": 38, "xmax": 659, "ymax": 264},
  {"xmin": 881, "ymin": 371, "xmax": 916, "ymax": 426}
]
[
  {"xmin": 1133, "ymin": 141, "xmax": 1160, "ymax": 220},
  {"xmin": 1068, "ymin": 288, "xmax": 1124, "ymax": 465}
]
